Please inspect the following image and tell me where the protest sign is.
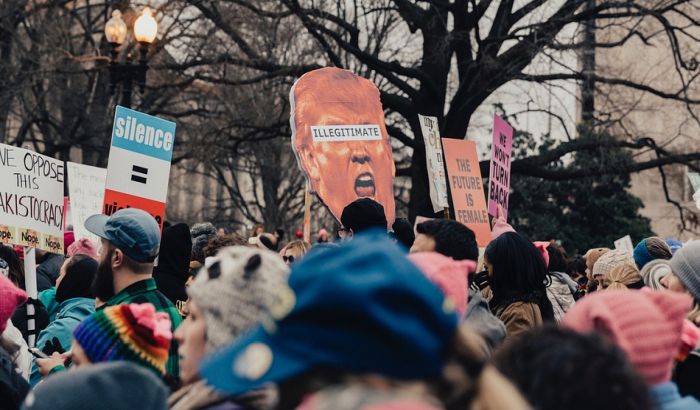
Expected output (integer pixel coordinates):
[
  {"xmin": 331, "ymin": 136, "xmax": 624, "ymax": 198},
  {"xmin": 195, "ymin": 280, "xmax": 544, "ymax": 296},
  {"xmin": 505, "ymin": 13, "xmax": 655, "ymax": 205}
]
[
  {"xmin": 67, "ymin": 162, "xmax": 107, "ymax": 242},
  {"xmin": 689, "ymin": 172, "xmax": 700, "ymax": 211},
  {"xmin": 104, "ymin": 105, "xmax": 176, "ymax": 230},
  {"xmin": 487, "ymin": 114, "xmax": 513, "ymax": 219},
  {"xmin": 689, "ymin": 172, "xmax": 700, "ymax": 192},
  {"xmin": 0, "ymin": 143, "xmax": 65, "ymax": 253},
  {"xmin": 418, "ymin": 114, "xmax": 449, "ymax": 213},
  {"xmin": 442, "ymin": 139, "xmax": 491, "ymax": 247},
  {"xmin": 290, "ymin": 67, "xmax": 396, "ymax": 226},
  {"xmin": 614, "ymin": 235, "xmax": 634, "ymax": 254}
]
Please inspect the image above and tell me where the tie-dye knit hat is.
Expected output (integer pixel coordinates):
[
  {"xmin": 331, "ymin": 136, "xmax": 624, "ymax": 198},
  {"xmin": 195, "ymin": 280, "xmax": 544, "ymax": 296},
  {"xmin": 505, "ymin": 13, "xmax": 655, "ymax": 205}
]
[{"xmin": 73, "ymin": 303, "xmax": 172, "ymax": 375}]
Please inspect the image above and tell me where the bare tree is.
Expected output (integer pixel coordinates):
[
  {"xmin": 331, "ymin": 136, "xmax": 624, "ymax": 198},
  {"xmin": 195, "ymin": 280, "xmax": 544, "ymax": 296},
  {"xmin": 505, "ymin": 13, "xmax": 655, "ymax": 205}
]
[
  {"xmin": 174, "ymin": 0, "xmax": 700, "ymax": 225},
  {"xmin": 6, "ymin": 0, "xmax": 700, "ymax": 232}
]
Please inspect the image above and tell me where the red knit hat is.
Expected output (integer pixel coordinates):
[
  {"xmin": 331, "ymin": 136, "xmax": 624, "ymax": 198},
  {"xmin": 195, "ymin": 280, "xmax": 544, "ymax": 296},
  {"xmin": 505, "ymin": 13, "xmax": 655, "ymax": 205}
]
[
  {"xmin": 408, "ymin": 252, "xmax": 476, "ymax": 316},
  {"xmin": 0, "ymin": 274, "xmax": 27, "ymax": 334},
  {"xmin": 562, "ymin": 289, "xmax": 692, "ymax": 385},
  {"xmin": 64, "ymin": 231, "xmax": 75, "ymax": 254}
]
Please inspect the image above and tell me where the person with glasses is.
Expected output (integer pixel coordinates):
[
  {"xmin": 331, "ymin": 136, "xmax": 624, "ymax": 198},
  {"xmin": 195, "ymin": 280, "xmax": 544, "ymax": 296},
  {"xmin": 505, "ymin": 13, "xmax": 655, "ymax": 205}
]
[{"xmin": 281, "ymin": 241, "xmax": 311, "ymax": 265}]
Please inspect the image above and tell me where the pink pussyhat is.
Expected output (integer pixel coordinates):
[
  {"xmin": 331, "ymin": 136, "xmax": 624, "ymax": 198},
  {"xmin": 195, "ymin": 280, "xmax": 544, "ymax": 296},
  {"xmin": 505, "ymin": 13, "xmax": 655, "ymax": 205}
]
[
  {"xmin": 408, "ymin": 252, "xmax": 476, "ymax": 316},
  {"xmin": 0, "ymin": 274, "xmax": 27, "ymax": 334},
  {"xmin": 67, "ymin": 237, "xmax": 99, "ymax": 260},
  {"xmin": 533, "ymin": 241, "xmax": 551, "ymax": 268},
  {"xmin": 677, "ymin": 319, "xmax": 700, "ymax": 362},
  {"xmin": 490, "ymin": 205, "xmax": 515, "ymax": 241},
  {"xmin": 563, "ymin": 288, "xmax": 692, "ymax": 386}
]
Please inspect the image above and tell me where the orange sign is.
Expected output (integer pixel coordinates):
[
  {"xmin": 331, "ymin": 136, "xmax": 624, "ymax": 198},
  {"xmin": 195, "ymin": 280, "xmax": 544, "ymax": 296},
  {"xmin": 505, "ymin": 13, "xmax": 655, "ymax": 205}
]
[
  {"xmin": 290, "ymin": 67, "xmax": 396, "ymax": 226},
  {"xmin": 103, "ymin": 189, "xmax": 165, "ymax": 231},
  {"xmin": 442, "ymin": 139, "xmax": 491, "ymax": 247}
]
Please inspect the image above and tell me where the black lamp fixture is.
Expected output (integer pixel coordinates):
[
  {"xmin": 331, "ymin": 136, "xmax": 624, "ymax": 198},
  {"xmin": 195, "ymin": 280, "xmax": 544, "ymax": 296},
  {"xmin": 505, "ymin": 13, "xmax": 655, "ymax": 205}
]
[{"xmin": 104, "ymin": 7, "xmax": 158, "ymax": 108}]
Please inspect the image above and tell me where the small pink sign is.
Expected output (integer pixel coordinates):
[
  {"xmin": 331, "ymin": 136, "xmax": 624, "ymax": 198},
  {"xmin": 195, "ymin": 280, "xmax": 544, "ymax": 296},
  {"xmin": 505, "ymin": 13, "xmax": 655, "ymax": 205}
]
[{"xmin": 487, "ymin": 114, "xmax": 513, "ymax": 220}]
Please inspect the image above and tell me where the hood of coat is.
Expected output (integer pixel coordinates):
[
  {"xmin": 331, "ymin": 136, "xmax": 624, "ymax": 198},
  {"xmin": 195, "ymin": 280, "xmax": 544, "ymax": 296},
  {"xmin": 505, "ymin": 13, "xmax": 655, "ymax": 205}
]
[{"xmin": 153, "ymin": 223, "xmax": 192, "ymax": 281}]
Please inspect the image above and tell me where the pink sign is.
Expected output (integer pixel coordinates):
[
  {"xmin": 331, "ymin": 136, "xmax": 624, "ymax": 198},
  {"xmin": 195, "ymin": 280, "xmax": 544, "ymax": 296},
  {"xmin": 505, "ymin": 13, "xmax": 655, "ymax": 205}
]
[{"xmin": 487, "ymin": 114, "xmax": 513, "ymax": 219}]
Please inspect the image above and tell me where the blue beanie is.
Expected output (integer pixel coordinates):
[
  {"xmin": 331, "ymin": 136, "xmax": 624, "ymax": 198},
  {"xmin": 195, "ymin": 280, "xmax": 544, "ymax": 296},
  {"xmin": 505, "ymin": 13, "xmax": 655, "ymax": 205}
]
[
  {"xmin": 666, "ymin": 239, "xmax": 683, "ymax": 254},
  {"xmin": 633, "ymin": 239, "xmax": 654, "ymax": 269}
]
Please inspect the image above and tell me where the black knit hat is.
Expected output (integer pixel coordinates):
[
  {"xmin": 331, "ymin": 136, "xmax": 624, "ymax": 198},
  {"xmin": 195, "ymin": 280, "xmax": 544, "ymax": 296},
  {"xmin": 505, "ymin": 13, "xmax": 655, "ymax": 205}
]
[{"xmin": 340, "ymin": 198, "xmax": 387, "ymax": 233}]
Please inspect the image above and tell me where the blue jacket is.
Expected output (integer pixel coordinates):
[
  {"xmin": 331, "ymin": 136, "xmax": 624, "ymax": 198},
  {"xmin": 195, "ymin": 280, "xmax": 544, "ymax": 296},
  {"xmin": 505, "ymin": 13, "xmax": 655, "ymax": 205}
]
[
  {"xmin": 651, "ymin": 382, "xmax": 700, "ymax": 410},
  {"xmin": 29, "ymin": 297, "xmax": 95, "ymax": 386},
  {"xmin": 39, "ymin": 288, "xmax": 60, "ymax": 322}
]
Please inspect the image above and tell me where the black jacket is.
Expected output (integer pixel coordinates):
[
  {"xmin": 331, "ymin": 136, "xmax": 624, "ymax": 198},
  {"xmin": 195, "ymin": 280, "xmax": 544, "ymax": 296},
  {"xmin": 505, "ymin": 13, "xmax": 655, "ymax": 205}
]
[
  {"xmin": 153, "ymin": 223, "xmax": 192, "ymax": 309},
  {"xmin": 0, "ymin": 346, "xmax": 29, "ymax": 410}
]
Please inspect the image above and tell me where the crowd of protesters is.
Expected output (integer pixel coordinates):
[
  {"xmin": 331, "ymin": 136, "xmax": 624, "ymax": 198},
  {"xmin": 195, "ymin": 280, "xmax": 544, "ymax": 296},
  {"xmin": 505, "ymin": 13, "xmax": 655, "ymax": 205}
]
[{"xmin": 2, "ymin": 197, "xmax": 700, "ymax": 410}]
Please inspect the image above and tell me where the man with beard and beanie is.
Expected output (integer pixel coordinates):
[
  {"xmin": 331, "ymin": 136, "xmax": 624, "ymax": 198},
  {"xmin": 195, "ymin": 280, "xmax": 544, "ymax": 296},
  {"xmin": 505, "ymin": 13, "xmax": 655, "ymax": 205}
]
[
  {"xmin": 339, "ymin": 198, "xmax": 388, "ymax": 238},
  {"xmin": 153, "ymin": 223, "xmax": 192, "ymax": 316},
  {"xmin": 84, "ymin": 208, "xmax": 182, "ymax": 380}
]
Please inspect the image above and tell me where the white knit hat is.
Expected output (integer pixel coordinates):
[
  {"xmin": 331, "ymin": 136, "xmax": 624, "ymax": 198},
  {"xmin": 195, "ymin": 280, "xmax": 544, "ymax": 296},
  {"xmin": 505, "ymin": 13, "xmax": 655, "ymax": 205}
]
[
  {"xmin": 188, "ymin": 246, "xmax": 290, "ymax": 352},
  {"xmin": 591, "ymin": 249, "xmax": 634, "ymax": 278}
]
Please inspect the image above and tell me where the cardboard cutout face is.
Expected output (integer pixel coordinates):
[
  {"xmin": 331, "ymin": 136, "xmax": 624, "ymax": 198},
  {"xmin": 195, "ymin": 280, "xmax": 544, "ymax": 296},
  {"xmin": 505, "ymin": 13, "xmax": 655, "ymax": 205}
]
[{"xmin": 290, "ymin": 67, "xmax": 396, "ymax": 225}]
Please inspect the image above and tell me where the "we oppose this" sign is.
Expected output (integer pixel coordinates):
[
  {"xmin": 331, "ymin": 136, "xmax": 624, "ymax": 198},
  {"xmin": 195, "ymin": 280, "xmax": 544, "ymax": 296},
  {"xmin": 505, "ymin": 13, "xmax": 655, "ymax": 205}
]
[{"xmin": 0, "ymin": 143, "xmax": 65, "ymax": 253}]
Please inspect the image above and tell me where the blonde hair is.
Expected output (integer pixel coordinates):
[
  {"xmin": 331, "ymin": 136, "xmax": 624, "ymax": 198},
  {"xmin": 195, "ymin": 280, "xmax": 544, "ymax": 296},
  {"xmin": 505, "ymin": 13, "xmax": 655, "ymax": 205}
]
[
  {"xmin": 601, "ymin": 263, "xmax": 643, "ymax": 290},
  {"xmin": 282, "ymin": 240, "xmax": 311, "ymax": 258}
]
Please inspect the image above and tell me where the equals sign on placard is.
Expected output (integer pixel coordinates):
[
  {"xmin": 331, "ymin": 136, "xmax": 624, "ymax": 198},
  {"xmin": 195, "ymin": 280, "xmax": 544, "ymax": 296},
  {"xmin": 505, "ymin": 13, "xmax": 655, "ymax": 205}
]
[{"xmin": 131, "ymin": 165, "xmax": 148, "ymax": 184}]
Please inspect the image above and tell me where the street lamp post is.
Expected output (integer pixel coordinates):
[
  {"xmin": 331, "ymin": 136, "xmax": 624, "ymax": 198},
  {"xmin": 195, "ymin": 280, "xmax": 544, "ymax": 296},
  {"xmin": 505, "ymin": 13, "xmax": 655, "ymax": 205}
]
[{"xmin": 104, "ymin": 7, "xmax": 158, "ymax": 108}]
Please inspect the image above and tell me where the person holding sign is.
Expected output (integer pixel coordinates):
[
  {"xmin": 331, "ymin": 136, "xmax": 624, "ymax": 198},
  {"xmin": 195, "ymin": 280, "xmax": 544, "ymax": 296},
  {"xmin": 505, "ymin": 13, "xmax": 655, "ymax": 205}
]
[{"xmin": 291, "ymin": 67, "xmax": 396, "ymax": 226}]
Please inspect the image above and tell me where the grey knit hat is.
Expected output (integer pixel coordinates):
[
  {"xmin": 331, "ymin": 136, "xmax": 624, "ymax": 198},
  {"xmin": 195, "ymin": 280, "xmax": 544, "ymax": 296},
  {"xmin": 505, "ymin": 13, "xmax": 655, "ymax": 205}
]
[
  {"xmin": 669, "ymin": 240, "xmax": 700, "ymax": 301},
  {"xmin": 190, "ymin": 222, "xmax": 217, "ymax": 263},
  {"xmin": 640, "ymin": 259, "xmax": 672, "ymax": 291},
  {"xmin": 188, "ymin": 246, "xmax": 290, "ymax": 352},
  {"xmin": 22, "ymin": 362, "xmax": 167, "ymax": 410}
]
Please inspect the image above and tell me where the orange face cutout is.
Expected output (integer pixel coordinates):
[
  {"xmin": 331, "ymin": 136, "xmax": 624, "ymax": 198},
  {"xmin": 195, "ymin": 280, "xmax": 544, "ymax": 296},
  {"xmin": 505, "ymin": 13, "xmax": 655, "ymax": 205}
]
[{"xmin": 291, "ymin": 68, "xmax": 396, "ymax": 226}]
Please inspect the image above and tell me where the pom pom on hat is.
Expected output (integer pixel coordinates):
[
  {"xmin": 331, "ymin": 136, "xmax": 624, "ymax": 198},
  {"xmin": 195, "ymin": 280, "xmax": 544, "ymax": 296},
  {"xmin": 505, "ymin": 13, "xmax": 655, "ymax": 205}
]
[{"xmin": 73, "ymin": 303, "xmax": 172, "ymax": 375}]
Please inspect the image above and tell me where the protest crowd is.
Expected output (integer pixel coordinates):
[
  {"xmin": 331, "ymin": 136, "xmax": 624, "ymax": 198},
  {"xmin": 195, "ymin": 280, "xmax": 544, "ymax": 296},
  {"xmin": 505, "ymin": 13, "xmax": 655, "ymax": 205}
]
[
  {"xmin": 1, "ymin": 67, "xmax": 699, "ymax": 410},
  {"xmin": 0, "ymin": 197, "xmax": 699, "ymax": 410}
]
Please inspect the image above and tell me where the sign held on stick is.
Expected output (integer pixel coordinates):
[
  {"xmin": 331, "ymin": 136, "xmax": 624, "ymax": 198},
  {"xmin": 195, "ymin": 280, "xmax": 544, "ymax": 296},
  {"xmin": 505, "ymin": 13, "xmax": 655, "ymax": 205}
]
[{"xmin": 442, "ymin": 139, "xmax": 491, "ymax": 247}]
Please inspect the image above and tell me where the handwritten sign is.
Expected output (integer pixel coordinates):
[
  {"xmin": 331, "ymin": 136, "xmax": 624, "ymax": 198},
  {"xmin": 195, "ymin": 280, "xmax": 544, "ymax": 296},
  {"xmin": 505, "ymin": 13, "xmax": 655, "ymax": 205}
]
[
  {"xmin": 614, "ymin": 235, "xmax": 634, "ymax": 254},
  {"xmin": 418, "ymin": 115, "xmax": 449, "ymax": 213},
  {"xmin": 67, "ymin": 162, "xmax": 107, "ymax": 243},
  {"xmin": 487, "ymin": 114, "xmax": 513, "ymax": 219},
  {"xmin": 442, "ymin": 139, "xmax": 491, "ymax": 247},
  {"xmin": 0, "ymin": 143, "xmax": 65, "ymax": 253}
]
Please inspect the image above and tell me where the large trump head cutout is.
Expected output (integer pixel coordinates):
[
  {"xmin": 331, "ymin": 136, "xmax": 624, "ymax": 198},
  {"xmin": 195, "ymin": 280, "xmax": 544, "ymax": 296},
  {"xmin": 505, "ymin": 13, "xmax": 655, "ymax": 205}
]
[{"xmin": 291, "ymin": 67, "xmax": 396, "ymax": 225}]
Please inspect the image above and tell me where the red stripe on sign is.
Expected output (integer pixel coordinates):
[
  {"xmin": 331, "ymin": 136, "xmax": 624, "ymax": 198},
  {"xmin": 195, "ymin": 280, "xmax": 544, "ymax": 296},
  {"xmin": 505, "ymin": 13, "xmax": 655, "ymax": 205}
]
[{"xmin": 103, "ymin": 189, "xmax": 166, "ymax": 232}]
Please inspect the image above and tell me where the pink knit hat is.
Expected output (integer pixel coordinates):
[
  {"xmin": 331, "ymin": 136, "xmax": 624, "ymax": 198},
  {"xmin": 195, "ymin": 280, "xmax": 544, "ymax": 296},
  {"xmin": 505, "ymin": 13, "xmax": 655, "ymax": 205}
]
[
  {"xmin": 562, "ymin": 289, "xmax": 692, "ymax": 385},
  {"xmin": 67, "ymin": 238, "xmax": 98, "ymax": 260},
  {"xmin": 491, "ymin": 219, "xmax": 515, "ymax": 241},
  {"xmin": 490, "ymin": 204, "xmax": 515, "ymax": 241},
  {"xmin": 533, "ymin": 241, "xmax": 550, "ymax": 268},
  {"xmin": 408, "ymin": 252, "xmax": 476, "ymax": 316},
  {"xmin": 0, "ymin": 274, "xmax": 27, "ymax": 334}
]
